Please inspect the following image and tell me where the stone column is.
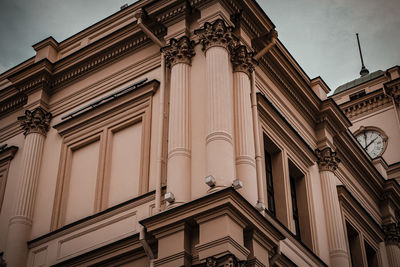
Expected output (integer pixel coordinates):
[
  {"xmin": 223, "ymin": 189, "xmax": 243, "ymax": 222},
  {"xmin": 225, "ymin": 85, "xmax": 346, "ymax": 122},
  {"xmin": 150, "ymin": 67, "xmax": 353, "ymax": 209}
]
[
  {"xmin": 162, "ymin": 36, "xmax": 195, "ymax": 204},
  {"xmin": 195, "ymin": 19, "xmax": 238, "ymax": 188},
  {"xmin": 231, "ymin": 45, "xmax": 258, "ymax": 205},
  {"xmin": 5, "ymin": 107, "xmax": 51, "ymax": 267},
  {"xmin": 316, "ymin": 148, "xmax": 350, "ymax": 267},
  {"xmin": 383, "ymin": 223, "xmax": 400, "ymax": 267}
]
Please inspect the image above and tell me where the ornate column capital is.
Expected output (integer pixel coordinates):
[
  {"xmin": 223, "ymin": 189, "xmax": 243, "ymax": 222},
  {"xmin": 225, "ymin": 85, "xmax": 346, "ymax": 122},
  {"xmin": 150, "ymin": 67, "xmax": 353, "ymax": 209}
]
[
  {"xmin": 316, "ymin": 147, "xmax": 341, "ymax": 171},
  {"xmin": 18, "ymin": 107, "xmax": 52, "ymax": 136},
  {"xmin": 162, "ymin": 36, "xmax": 195, "ymax": 68},
  {"xmin": 194, "ymin": 19, "xmax": 239, "ymax": 52},
  {"xmin": 383, "ymin": 223, "xmax": 400, "ymax": 245},
  {"xmin": 231, "ymin": 45, "xmax": 258, "ymax": 76}
]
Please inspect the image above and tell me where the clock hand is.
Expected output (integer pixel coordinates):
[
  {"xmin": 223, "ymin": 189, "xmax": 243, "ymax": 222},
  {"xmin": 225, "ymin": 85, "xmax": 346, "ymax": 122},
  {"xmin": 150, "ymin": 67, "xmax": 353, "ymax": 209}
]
[{"xmin": 365, "ymin": 136, "xmax": 379, "ymax": 150}]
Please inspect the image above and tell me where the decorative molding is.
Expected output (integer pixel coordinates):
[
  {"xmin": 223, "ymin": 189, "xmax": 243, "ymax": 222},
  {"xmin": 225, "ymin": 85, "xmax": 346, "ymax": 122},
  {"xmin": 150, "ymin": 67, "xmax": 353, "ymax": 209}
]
[
  {"xmin": 384, "ymin": 77, "xmax": 400, "ymax": 105},
  {"xmin": 18, "ymin": 107, "xmax": 52, "ymax": 136},
  {"xmin": 315, "ymin": 147, "xmax": 340, "ymax": 172},
  {"xmin": 0, "ymin": 92, "xmax": 27, "ymax": 118},
  {"xmin": 195, "ymin": 19, "xmax": 239, "ymax": 52},
  {"xmin": 205, "ymin": 254, "xmax": 246, "ymax": 267},
  {"xmin": 340, "ymin": 89, "xmax": 392, "ymax": 119},
  {"xmin": 162, "ymin": 36, "xmax": 195, "ymax": 68},
  {"xmin": 231, "ymin": 45, "xmax": 257, "ymax": 76}
]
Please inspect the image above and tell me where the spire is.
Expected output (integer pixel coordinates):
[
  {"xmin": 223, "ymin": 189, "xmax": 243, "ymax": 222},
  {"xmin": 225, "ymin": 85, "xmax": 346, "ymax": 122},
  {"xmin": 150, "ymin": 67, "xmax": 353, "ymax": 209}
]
[{"xmin": 356, "ymin": 33, "xmax": 369, "ymax": 77}]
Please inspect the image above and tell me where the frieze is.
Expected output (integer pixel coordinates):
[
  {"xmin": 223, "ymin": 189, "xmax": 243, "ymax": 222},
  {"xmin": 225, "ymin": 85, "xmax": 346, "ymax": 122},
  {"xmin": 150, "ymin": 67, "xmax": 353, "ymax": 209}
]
[
  {"xmin": 195, "ymin": 19, "xmax": 239, "ymax": 52},
  {"xmin": 315, "ymin": 147, "xmax": 341, "ymax": 172},
  {"xmin": 18, "ymin": 107, "xmax": 52, "ymax": 136},
  {"xmin": 231, "ymin": 45, "xmax": 257, "ymax": 76},
  {"xmin": 162, "ymin": 36, "xmax": 195, "ymax": 68},
  {"xmin": 0, "ymin": 93, "xmax": 27, "ymax": 118}
]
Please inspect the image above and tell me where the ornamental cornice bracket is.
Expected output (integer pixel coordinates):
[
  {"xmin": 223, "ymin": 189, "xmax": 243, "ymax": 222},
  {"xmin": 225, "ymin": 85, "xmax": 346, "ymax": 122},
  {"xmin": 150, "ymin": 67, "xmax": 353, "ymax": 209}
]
[
  {"xmin": 194, "ymin": 19, "xmax": 239, "ymax": 52},
  {"xmin": 384, "ymin": 78, "xmax": 400, "ymax": 105},
  {"xmin": 161, "ymin": 36, "xmax": 195, "ymax": 68},
  {"xmin": 231, "ymin": 45, "xmax": 258, "ymax": 76},
  {"xmin": 18, "ymin": 107, "xmax": 52, "ymax": 136},
  {"xmin": 315, "ymin": 147, "xmax": 341, "ymax": 172}
]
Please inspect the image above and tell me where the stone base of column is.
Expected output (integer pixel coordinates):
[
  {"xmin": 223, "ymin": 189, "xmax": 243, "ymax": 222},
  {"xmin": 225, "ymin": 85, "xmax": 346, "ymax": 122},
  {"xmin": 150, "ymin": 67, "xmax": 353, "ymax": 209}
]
[{"xmin": 5, "ymin": 216, "xmax": 32, "ymax": 267}]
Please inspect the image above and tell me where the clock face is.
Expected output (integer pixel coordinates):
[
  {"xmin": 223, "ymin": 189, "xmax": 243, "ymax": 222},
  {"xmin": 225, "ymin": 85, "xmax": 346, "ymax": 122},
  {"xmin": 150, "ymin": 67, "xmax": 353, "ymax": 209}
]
[{"xmin": 356, "ymin": 130, "xmax": 385, "ymax": 159}]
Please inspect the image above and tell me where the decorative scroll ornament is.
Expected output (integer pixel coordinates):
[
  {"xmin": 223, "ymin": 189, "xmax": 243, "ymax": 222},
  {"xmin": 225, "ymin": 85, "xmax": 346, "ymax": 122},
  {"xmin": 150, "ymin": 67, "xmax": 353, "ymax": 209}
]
[
  {"xmin": 231, "ymin": 45, "xmax": 258, "ymax": 76},
  {"xmin": 194, "ymin": 19, "xmax": 239, "ymax": 52},
  {"xmin": 315, "ymin": 147, "xmax": 341, "ymax": 171},
  {"xmin": 383, "ymin": 223, "xmax": 400, "ymax": 245},
  {"xmin": 162, "ymin": 36, "xmax": 195, "ymax": 68},
  {"xmin": 18, "ymin": 107, "xmax": 52, "ymax": 136}
]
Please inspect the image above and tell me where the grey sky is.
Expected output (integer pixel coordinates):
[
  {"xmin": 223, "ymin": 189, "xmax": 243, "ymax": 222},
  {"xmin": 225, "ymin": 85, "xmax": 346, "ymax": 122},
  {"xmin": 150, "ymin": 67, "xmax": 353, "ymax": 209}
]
[{"xmin": 0, "ymin": 0, "xmax": 399, "ymax": 91}]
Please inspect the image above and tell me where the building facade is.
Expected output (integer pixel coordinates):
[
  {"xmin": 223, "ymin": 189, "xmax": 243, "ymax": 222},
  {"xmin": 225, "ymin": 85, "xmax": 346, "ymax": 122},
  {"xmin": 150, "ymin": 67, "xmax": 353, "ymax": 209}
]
[{"xmin": 0, "ymin": 0, "xmax": 399, "ymax": 266}]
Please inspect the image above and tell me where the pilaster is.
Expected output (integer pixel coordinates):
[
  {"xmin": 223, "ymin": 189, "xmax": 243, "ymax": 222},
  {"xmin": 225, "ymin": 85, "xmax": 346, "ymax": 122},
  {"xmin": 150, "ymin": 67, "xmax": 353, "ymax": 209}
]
[
  {"xmin": 316, "ymin": 147, "xmax": 350, "ymax": 267},
  {"xmin": 195, "ymin": 19, "xmax": 237, "ymax": 188},
  {"xmin": 5, "ymin": 107, "xmax": 51, "ymax": 267},
  {"xmin": 162, "ymin": 36, "xmax": 195, "ymax": 205},
  {"xmin": 231, "ymin": 45, "xmax": 258, "ymax": 205}
]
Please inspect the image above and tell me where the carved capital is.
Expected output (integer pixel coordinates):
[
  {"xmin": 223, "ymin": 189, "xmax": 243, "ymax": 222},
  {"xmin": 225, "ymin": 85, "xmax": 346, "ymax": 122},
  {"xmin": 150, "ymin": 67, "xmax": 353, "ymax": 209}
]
[
  {"xmin": 195, "ymin": 19, "xmax": 239, "ymax": 52},
  {"xmin": 315, "ymin": 147, "xmax": 340, "ymax": 172},
  {"xmin": 383, "ymin": 223, "xmax": 400, "ymax": 245},
  {"xmin": 162, "ymin": 36, "xmax": 195, "ymax": 68},
  {"xmin": 231, "ymin": 45, "xmax": 258, "ymax": 76},
  {"xmin": 18, "ymin": 107, "xmax": 52, "ymax": 136}
]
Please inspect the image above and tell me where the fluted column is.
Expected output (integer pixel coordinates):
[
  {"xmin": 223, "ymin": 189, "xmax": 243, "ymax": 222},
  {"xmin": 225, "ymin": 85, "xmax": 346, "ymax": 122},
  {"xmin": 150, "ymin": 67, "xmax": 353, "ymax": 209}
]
[
  {"xmin": 316, "ymin": 148, "xmax": 350, "ymax": 267},
  {"xmin": 383, "ymin": 223, "xmax": 400, "ymax": 267},
  {"xmin": 162, "ymin": 37, "xmax": 195, "ymax": 204},
  {"xmin": 231, "ymin": 46, "xmax": 258, "ymax": 204},
  {"xmin": 195, "ymin": 19, "xmax": 238, "ymax": 187},
  {"xmin": 5, "ymin": 107, "xmax": 51, "ymax": 267}
]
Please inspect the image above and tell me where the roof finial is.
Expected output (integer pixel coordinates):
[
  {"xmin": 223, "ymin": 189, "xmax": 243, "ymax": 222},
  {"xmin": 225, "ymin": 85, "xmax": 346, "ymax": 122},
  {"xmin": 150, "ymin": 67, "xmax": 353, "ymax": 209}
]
[{"xmin": 356, "ymin": 33, "xmax": 369, "ymax": 77}]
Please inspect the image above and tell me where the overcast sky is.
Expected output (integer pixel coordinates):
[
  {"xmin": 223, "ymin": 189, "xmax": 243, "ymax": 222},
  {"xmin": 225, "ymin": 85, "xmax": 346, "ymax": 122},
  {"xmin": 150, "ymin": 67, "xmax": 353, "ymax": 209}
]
[{"xmin": 0, "ymin": 0, "xmax": 399, "ymax": 92}]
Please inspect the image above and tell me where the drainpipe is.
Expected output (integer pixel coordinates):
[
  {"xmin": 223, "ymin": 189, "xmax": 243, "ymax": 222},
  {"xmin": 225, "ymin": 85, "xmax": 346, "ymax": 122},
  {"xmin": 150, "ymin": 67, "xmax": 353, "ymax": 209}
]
[
  {"xmin": 251, "ymin": 29, "xmax": 278, "ymax": 211},
  {"xmin": 139, "ymin": 226, "xmax": 155, "ymax": 265},
  {"xmin": 134, "ymin": 9, "xmax": 166, "ymax": 213}
]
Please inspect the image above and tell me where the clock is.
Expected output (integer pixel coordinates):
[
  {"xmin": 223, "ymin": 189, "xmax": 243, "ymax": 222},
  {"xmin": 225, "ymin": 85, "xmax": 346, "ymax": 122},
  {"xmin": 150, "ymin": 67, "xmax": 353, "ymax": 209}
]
[{"xmin": 356, "ymin": 130, "xmax": 386, "ymax": 159}]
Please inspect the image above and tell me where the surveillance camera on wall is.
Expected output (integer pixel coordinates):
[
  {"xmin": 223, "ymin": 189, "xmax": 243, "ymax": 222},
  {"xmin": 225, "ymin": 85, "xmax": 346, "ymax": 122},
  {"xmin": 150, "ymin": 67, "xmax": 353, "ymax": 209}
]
[
  {"xmin": 232, "ymin": 179, "xmax": 243, "ymax": 190},
  {"xmin": 164, "ymin": 192, "xmax": 175, "ymax": 203},
  {"xmin": 205, "ymin": 175, "xmax": 216, "ymax": 187}
]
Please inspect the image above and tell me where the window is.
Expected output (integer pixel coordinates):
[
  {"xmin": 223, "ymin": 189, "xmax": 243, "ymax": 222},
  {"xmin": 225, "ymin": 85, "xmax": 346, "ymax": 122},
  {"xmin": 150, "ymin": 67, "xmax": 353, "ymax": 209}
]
[
  {"xmin": 52, "ymin": 80, "xmax": 157, "ymax": 229},
  {"xmin": 346, "ymin": 221, "xmax": 363, "ymax": 267},
  {"xmin": 365, "ymin": 241, "xmax": 378, "ymax": 267},
  {"xmin": 264, "ymin": 144, "xmax": 275, "ymax": 216},
  {"xmin": 289, "ymin": 174, "xmax": 300, "ymax": 239},
  {"xmin": 288, "ymin": 160, "xmax": 313, "ymax": 248}
]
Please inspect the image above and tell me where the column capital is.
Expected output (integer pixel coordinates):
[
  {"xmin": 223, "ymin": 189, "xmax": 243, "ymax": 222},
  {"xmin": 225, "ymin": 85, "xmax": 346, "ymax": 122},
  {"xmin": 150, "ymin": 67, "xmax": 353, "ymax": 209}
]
[
  {"xmin": 162, "ymin": 36, "xmax": 195, "ymax": 68},
  {"xmin": 18, "ymin": 107, "xmax": 52, "ymax": 136},
  {"xmin": 194, "ymin": 19, "xmax": 239, "ymax": 52},
  {"xmin": 383, "ymin": 223, "xmax": 400, "ymax": 245},
  {"xmin": 231, "ymin": 45, "xmax": 257, "ymax": 76},
  {"xmin": 316, "ymin": 147, "xmax": 340, "ymax": 172}
]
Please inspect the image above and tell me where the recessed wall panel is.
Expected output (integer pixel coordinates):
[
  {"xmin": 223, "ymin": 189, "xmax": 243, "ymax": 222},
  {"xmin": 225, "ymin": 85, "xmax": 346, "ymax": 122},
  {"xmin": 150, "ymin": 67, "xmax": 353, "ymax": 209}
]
[
  {"xmin": 65, "ymin": 140, "xmax": 100, "ymax": 225},
  {"xmin": 108, "ymin": 122, "xmax": 142, "ymax": 207}
]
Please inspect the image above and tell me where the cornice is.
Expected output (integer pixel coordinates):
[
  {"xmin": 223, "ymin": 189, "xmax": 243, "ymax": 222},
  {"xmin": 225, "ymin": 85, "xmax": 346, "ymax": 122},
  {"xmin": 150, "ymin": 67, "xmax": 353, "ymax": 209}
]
[
  {"xmin": 0, "ymin": 92, "xmax": 27, "ymax": 118},
  {"xmin": 340, "ymin": 89, "xmax": 392, "ymax": 120},
  {"xmin": 258, "ymin": 53, "xmax": 317, "ymax": 126},
  {"xmin": 318, "ymin": 99, "xmax": 351, "ymax": 135}
]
